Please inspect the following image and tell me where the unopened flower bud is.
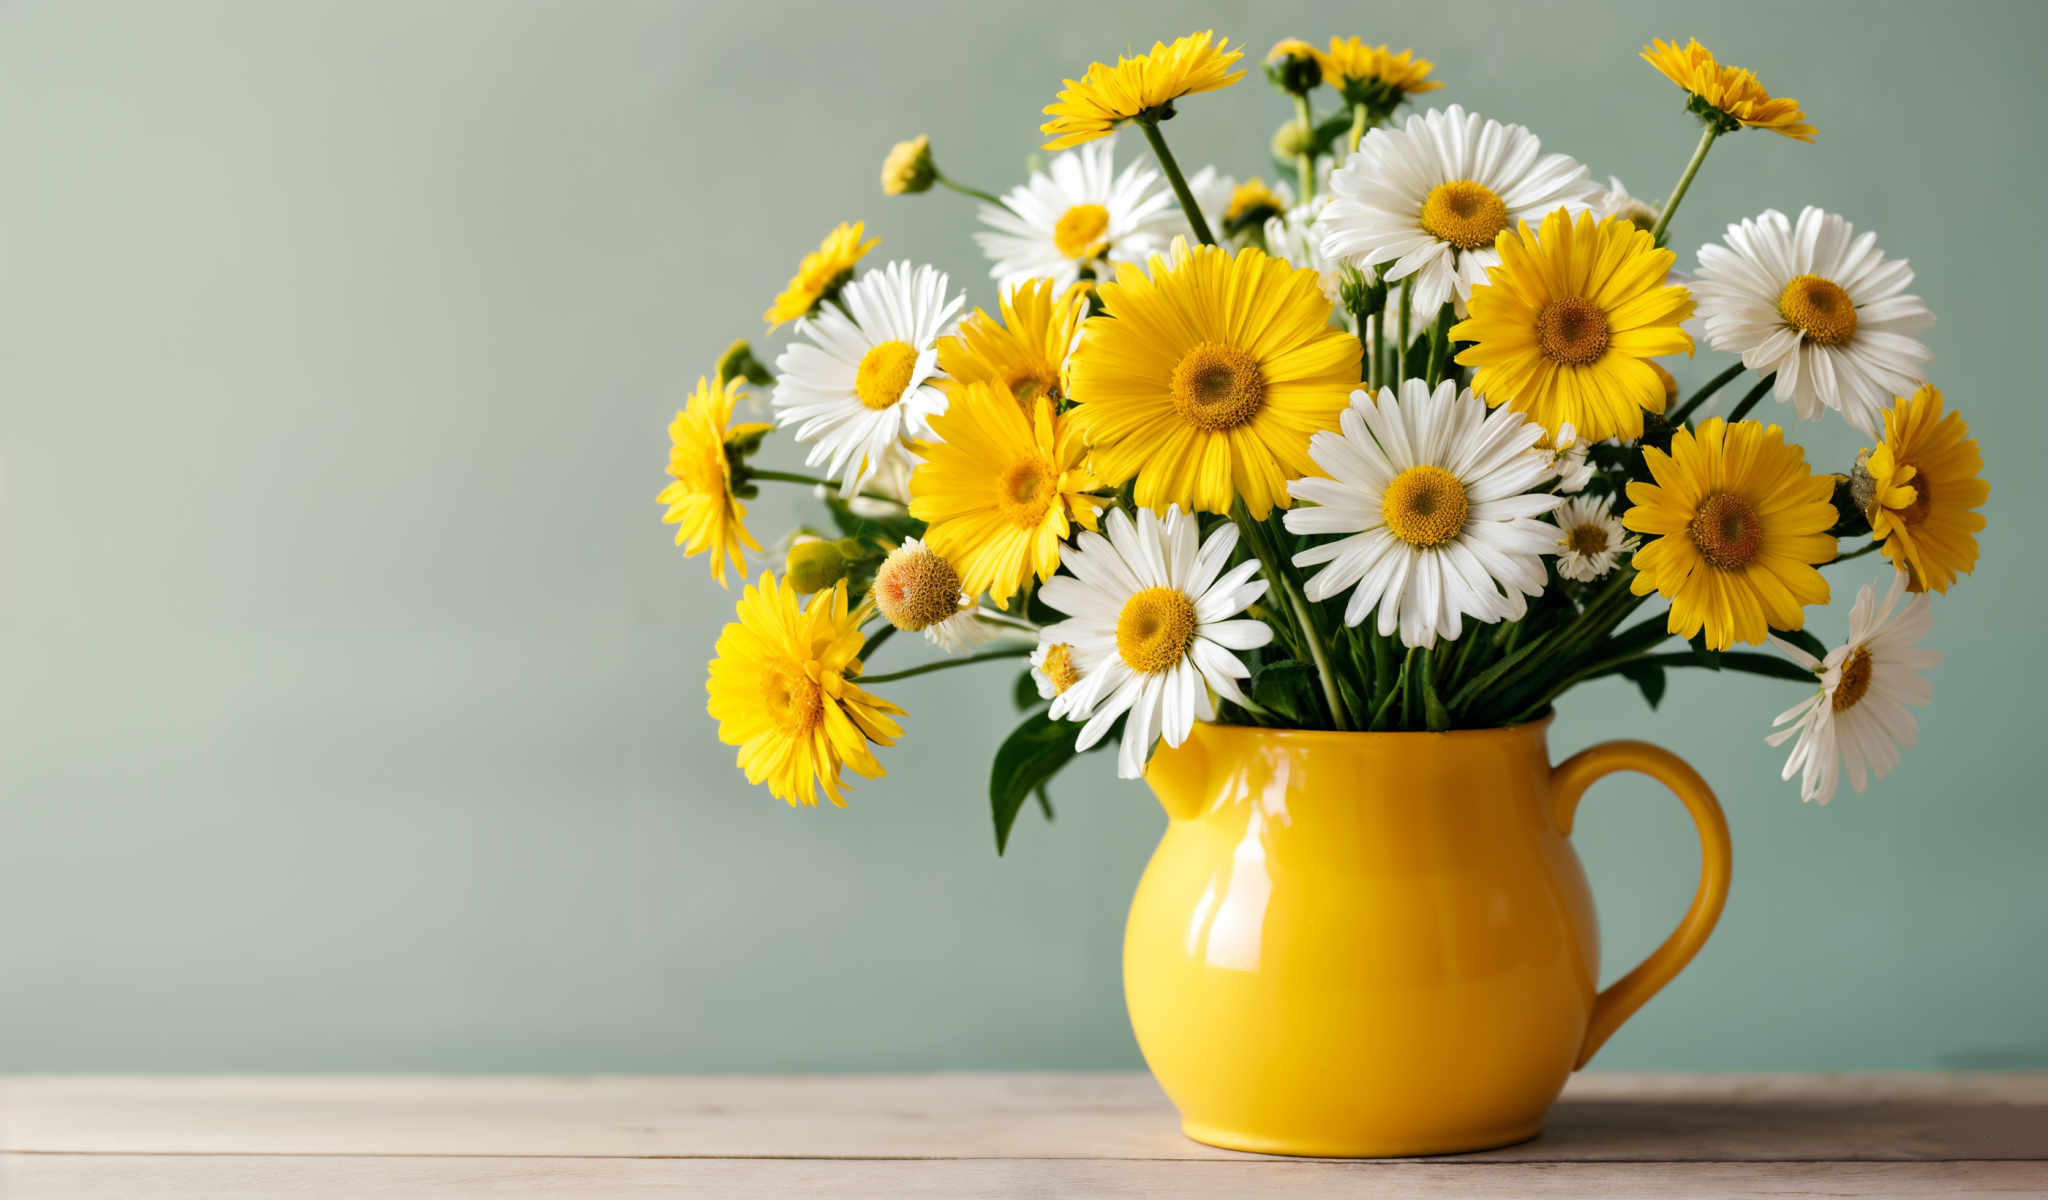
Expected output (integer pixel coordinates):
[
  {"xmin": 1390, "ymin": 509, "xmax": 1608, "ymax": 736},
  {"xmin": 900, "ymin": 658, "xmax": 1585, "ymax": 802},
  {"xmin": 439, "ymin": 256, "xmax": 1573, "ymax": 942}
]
[
  {"xmin": 1271, "ymin": 117, "xmax": 1313, "ymax": 161},
  {"xmin": 785, "ymin": 537, "xmax": 854, "ymax": 594},
  {"xmin": 872, "ymin": 539, "xmax": 966, "ymax": 632},
  {"xmin": 880, "ymin": 135, "xmax": 936, "ymax": 196},
  {"xmin": 1264, "ymin": 39, "xmax": 1323, "ymax": 95}
]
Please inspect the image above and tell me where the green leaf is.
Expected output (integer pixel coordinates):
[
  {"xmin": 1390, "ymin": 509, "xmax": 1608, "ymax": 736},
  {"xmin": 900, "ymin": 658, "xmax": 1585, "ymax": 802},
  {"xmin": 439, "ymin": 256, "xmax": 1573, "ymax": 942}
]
[
  {"xmin": 1250, "ymin": 659, "xmax": 1315, "ymax": 724},
  {"xmin": 1034, "ymin": 786, "xmax": 1055, "ymax": 820},
  {"xmin": 1419, "ymin": 650, "xmax": 1451, "ymax": 731},
  {"xmin": 990, "ymin": 711, "xmax": 1088, "ymax": 855},
  {"xmin": 1616, "ymin": 660, "xmax": 1667, "ymax": 709},
  {"xmin": 1012, "ymin": 669, "xmax": 1043, "ymax": 712}
]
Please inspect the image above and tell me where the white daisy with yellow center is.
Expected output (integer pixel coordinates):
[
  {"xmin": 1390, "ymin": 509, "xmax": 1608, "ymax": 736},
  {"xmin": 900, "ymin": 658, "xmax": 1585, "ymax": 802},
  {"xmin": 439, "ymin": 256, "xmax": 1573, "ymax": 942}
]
[
  {"xmin": 1767, "ymin": 571, "xmax": 1939, "ymax": 806},
  {"xmin": 772, "ymin": 261, "xmax": 965, "ymax": 496},
  {"xmin": 1036, "ymin": 507, "xmax": 1272, "ymax": 779},
  {"xmin": 974, "ymin": 138, "xmax": 1180, "ymax": 294},
  {"xmin": 1284, "ymin": 379, "xmax": 1564, "ymax": 647},
  {"xmin": 1550, "ymin": 494, "xmax": 1633, "ymax": 582},
  {"xmin": 1691, "ymin": 207, "xmax": 1935, "ymax": 436},
  {"xmin": 1316, "ymin": 104, "xmax": 1597, "ymax": 314}
]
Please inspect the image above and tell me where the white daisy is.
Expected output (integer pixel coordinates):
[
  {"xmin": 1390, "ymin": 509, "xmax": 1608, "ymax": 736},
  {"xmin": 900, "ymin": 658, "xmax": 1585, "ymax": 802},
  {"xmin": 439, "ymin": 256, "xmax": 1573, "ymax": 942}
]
[
  {"xmin": 1317, "ymin": 104, "xmax": 1597, "ymax": 314},
  {"xmin": 1262, "ymin": 197, "xmax": 1345, "ymax": 304},
  {"xmin": 974, "ymin": 138, "xmax": 1180, "ymax": 294},
  {"xmin": 1767, "ymin": 571, "xmax": 1939, "ymax": 805},
  {"xmin": 1691, "ymin": 206, "xmax": 1935, "ymax": 436},
  {"xmin": 1591, "ymin": 174, "xmax": 1657, "ymax": 231},
  {"xmin": 1037, "ymin": 507, "xmax": 1273, "ymax": 779},
  {"xmin": 1549, "ymin": 494, "xmax": 1632, "ymax": 582},
  {"xmin": 1544, "ymin": 422, "xmax": 1595, "ymax": 494},
  {"xmin": 1284, "ymin": 378, "xmax": 1563, "ymax": 647},
  {"xmin": 771, "ymin": 261, "xmax": 964, "ymax": 496},
  {"xmin": 1029, "ymin": 638, "xmax": 1087, "ymax": 718}
]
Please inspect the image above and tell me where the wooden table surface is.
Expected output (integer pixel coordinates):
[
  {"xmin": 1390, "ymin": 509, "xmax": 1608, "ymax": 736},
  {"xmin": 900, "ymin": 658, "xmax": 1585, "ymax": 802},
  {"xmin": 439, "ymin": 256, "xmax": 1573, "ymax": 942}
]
[{"xmin": 3, "ymin": 1073, "xmax": 2044, "ymax": 1198}]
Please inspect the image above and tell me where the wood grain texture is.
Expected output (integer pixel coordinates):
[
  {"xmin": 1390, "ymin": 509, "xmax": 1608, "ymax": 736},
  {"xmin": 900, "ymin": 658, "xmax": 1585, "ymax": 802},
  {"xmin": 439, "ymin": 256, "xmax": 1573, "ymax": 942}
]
[{"xmin": 2, "ymin": 1073, "xmax": 2043, "ymax": 1198}]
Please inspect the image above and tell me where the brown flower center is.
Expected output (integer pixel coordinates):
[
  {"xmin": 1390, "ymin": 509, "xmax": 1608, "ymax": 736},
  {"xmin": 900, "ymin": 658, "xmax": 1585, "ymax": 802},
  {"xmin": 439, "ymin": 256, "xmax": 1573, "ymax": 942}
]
[
  {"xmin": 1778, "ymin": 274, "xmax": 1858, "ymax": 346},
  {"xmin": 1688, "ymin": 491, "xmax": 1764, "ymax": 571},
  {"xmin": 1116, "ymin": 587, "xmax": 1197, "ymax": 674},
  {"xmin": 1053, "ymin": 203, "xmax": 1112, "ymax": 259},
  {"xmin": 1535, "ymin": 296, "xmax": 1611, "ymax": 366},
  {"xmin": 1567, "ymin": 523, "xmax": 1612, "ymax": 555},
  {"xmin": 874, "ymin": 546, "xmax": 963, "ymax": 631},
  {"xmin": 1382, "ymin": 465, "xmax": 1469, "ymax": 548},
  {"xmin": 1419, "ymin": 179, "xmax": 1509, "ymax": 251},
  {"xmin": 1895, "ymin": 474, "xmax": 1933, "ymax": 526},
  {"xmin": 1170, "ymin": 341, "xmax": 1267, "ymax": 431},
  {"xmin": 1832, "ymin": 647, "xmax": 1874, "ymax": 713},
  {"xmin": 855, "ymin": 340, "xmax": 920, "ymax": 410}
]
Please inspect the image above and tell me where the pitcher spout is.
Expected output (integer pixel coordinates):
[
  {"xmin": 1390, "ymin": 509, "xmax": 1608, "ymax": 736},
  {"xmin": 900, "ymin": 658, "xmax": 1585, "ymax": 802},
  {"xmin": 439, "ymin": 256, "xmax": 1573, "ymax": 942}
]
[{"xmin": 1144, "ymin": 732, "xmax": 1211, "ymax": 822}]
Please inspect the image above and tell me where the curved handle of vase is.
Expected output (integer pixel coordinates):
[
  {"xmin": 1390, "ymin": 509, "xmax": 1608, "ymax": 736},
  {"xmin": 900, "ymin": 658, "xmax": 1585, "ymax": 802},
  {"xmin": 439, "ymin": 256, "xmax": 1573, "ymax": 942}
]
[{"xmin": 1551, "ymin": 739, "xmax": 1731, "ymax": 1069}]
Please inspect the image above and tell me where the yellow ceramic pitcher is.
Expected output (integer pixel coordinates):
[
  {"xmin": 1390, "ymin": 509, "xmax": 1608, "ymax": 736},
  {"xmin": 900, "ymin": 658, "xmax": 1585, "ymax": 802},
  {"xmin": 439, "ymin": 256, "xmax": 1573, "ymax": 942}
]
[{"xmin": 1128, "ymin": 716, "xmax": 1730, "ymax": 1158}]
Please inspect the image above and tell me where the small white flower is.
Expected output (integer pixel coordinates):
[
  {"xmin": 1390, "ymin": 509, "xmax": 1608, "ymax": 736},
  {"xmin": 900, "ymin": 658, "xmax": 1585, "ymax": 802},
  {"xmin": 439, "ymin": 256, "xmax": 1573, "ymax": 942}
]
[
  {"xmin": 974, "ymin": 138, "xmax": 1180, "ymax": 295},
  {"xmin": 1691, "ymin": 206, "xmax": 1934, "ymax": 436},
  {"xmin": 1767, "ymin": 571, "xmax": 1940, "ymax": 805},
  {"xmin": 1591, "ymin": 174, "xmax": 1657, "ymax": 230},
  {"xmin": 1285, "ymin": 379, "xmax": 1564, "ymax": 647},
  {"xmin": 1318, "ymin": 104, "xmax": 1597, "ymax": 314},
  {"xmin": 922, "ymin": 605, "xmax": 1001, "ymax": 655},
  {"xmin": 1262, "ymin": 197, "xmax": 1344, "ymax": 304},
  {"xmin": 1029, "ymin": 639, "xmax": 1088, "ymax": 718},
  {"xmin": 1549, "ymin": 495, "xmax": 1633, "ymax": 582},
  {"xmin": 772, "ymin": 261, "xmax": 963, "ymax": 496},
  {"xmin": 1545, "ymin": 422, "xmax": 1596, "ymax": 494},
  {"xmin": 1037, "ymin": 507, "xmax": 1273, "ymax": 779}
]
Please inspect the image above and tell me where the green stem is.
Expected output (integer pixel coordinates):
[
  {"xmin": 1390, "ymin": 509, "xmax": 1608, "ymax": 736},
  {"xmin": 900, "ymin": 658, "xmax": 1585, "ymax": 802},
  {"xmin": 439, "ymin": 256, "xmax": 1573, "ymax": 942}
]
[
  {"xmin": 1394, "ymin": 279, "xmax": 1414, "ymax": 383},
  {"xmin": 1647, "ymin": 124, "xmax": 1719, "ymax": 246},
  {"xmin": 1724, "ymin": 374, "xmax": 1776, "ymax": 425},
  {"xmin": 1137, "ymin": 118, "xmax": 1216, "ymax": 246},
  {"xmin": 1423, "ymin": 305, "xmax": 1455, "ymax": 388},
  {"xmin": 860, "ymin": 625, "xmax": 897, "ymax": 659},
  {"xmin": 1233, "ymin": 503, "xmax": 1350, "ymax": 730},
  {"xmin": 934, "ymin": 171, "xmax": 1012, "ymax": 212},
  {"xmin": 858, "ymin": 647, "xmax": 1030, "ymax": 685},
  {"xmin": 1292, "ymin": 94, "xmax": 1316, "ymax": 202},
  {"xmin": 1347, "ymin": 101, "xmax": 1369, "ymax": 153},
  {"xmin": 1828, "ymin": 541, "xmax": 1884, "ymax": 566},
  {"xmin": 750, "ymin": 468, "xmax": 902, "ymax": 508},
  {"xmin": 1665, "ymin": 361, "xmax": 1749, "ymax": 426}
]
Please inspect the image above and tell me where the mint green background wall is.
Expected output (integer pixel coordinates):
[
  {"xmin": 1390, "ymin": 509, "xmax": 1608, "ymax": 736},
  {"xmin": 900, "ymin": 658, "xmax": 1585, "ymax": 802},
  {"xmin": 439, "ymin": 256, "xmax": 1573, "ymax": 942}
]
[{"xmin": 2, "ymin": 0, "xmax": 2042, "ymax": 1072}]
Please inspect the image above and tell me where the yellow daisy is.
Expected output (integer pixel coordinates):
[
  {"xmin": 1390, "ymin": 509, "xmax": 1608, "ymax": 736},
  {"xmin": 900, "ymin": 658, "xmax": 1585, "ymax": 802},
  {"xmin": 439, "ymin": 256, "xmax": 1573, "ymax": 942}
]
[
  {"xmin": 659, "ymin": 375, "xmax": 771, "ymax": 587},
  {"xmin": 1223, "ymin": 178, "xmax": 1289, "ymax": 234},
  {"xmin": 1066, "ymin": 241, "xmax": 1362, "ymax": 519},
  {"xmin": 763, "ymin": 221, "xmax": 879, "ymax": 330},
  {"xmin": 934, "ymin": 278, "xmax": 1090, "ymax": 406},
  {"xmin": 706, "ymin": 573, "xmax": 904, "ymax": 808},
  {"xmin": 1041, "ymin": 31, "xmax": 1245, "ymax": 151},
  {"xmin": 909, "ymin": 382, "xmax": 1107, "ymax": 609},
  {"xmin": 1451, "ymin": 209, "xmax": 1696, "ymax": 442},
  {"xmin": 1317, "ymin": 38, "xmax": 1441, "ymax": 108},
  {"xmin": 1864, "ymin": 385, "xmax": 1988, "ymax": 593},
  {"xmin": 1623, "ymin": 418, "xmax": 1838, "ymax": 650},
  {"xmin": 879, "ymin": 134, "xmax": 934, "ymax": 196},
  {"xmin": 1642, "ymin": 38, "xmax": 1815, "ymax": 142}
]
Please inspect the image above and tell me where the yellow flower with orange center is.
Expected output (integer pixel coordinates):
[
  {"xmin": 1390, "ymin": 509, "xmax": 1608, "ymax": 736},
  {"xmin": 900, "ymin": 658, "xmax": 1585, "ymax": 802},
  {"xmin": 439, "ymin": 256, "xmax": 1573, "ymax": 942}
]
[
  {"xmin": 1641, "ymin": 38, "xmax": 1815, "ymax": 141},
  {"xmin": 935, "ymin": 278, "xmax": 1090, "ymax": 407},
  {"xmin": 1066, "ymin": 241, "xmax": 1362, "ymax": 519},
  {"xmin": 1863, "ymin": 386, "xmax": 1988, "ymax": 593},
  {"xmin": 1623, "ymin": 418, "xmax": 1838, "ymax": 651},
  {"xmin": 659, "ymin": 374, "xmax": 771, "ymax": 586},
  {"xmin": 1041, "ymin": 31, "xmax": 1245, "ymax": 150}
]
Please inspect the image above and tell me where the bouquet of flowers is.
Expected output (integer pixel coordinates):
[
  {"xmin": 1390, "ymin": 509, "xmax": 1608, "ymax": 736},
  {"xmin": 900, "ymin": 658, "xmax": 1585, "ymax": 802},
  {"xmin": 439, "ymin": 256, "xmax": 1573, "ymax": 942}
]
[{"xmin": 660, "ymin": 31, "xmax": 1987, "ymax": 850}]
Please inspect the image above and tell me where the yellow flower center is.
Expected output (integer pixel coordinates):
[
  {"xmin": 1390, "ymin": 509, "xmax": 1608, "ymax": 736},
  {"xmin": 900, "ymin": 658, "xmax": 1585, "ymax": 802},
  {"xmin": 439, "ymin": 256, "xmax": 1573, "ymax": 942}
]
[
  {"xmin": 1382, "ymin": 464, "xmax": 1469, "ymax": 548},
  {"xmin": 874, "ymin": 546, "xmax": 963, "ymax": 631},
  {"xmin": 1688, "ymin": 491, "xmax": 1764, "ymax": 571},
  {"xmin": 997, "ymin": 456, "xmax": 1057, "ymax": 528},
  {"xmin": 1116, "ymin": 586, "xmax": 1197, "ymax": 674},
  {"xmin": 1534, "ymin": 296, "xmax": 1612, "ymax": 366},
  {"xmin": 1419, "ymin": 180, "xmax": 1509, "ymax": 251},
  {"xmin": 1832, "ymin": 647, "xmax": 1874, "ymax": 713},
  {"xmin": 763, "ymin": 665, "xmax": 825, "ymax": 736},
  {"xmin": 1053, "ymin": 203, "xmax": 1112, "ymax": 259},
  {"xmin": 1778, "ymin": 274, "xmax": 1858, "ymax": 346},
  {"xmin": 855, "ymin": 340, "xmax": 920, "ymax": 410},
  {"xmin": 1566, "ymin": 523, "xmax": 1611, "ymax": 555},
  {"xmin": 1003, "ymin": 365, "xmax": 1062, "ymax": 405},
  {"xmin": 1169, "ymin": 342, "xmax": 1267, "ymax": 431},
  {"xmin": 1041, "ymin": 642, "xmax": 1081, "ymax": 694}
]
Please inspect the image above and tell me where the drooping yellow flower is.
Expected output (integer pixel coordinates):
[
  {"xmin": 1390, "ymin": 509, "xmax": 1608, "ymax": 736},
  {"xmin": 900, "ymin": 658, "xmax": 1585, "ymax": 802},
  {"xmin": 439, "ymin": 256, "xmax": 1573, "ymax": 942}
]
[
  {"xmin": 1864, "ymin": 385, "xmax": 1987, "ymax": 593},
  {"xmin": 934, "ymin": 278, "xmax": 1090, "ymax": 406},
  {"xmin": 763, "ymin": 221, "xmax": 879, "ymax": 330},
  {"xmin": 659, "ymin": 375, "xmax": 771, "ymax": 587},
  {"xmin": 879, "ymin": 134, "xmax": 935, "ymax": 196},
  {"xmin": 910, "ymin": 382, "xmax": 1106, "ymax": 609},
  {"xmin": 706, "ymin": 573, "xmax": 904, "ymax": 808},
  {"xmin": 1317, "ymin": 38, "xmax": 1441, "ymax": 108},
  {"xmin": 1451, "ymin": 209, "xmax": 1696, "ymax": 442},
  {"xmin": 1642, "ymin": 38, "xmax": 1815, "ymax": 142},
  {"xmin": 1223, "ymin": 178, "xmax": 1289, "ymax": 233},
  {"xmin": 1041, "ymin": 31, "xmax": 1245, "ymax": 150},
  {"xmin": 1066, "ymin": 241, "xmax": 1362, "ymax": 519},
  {"xmin": 1623, "ymin": 418, "xmax": 1837, "ymax": 650}
]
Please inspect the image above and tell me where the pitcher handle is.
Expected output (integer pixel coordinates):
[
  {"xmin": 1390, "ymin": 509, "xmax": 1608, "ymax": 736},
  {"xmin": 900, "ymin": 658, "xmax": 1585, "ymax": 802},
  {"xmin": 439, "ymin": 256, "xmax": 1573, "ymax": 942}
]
[{"xmin": 1550, "ymin": 739, "xmax": 1732, "ymax": 1068}]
